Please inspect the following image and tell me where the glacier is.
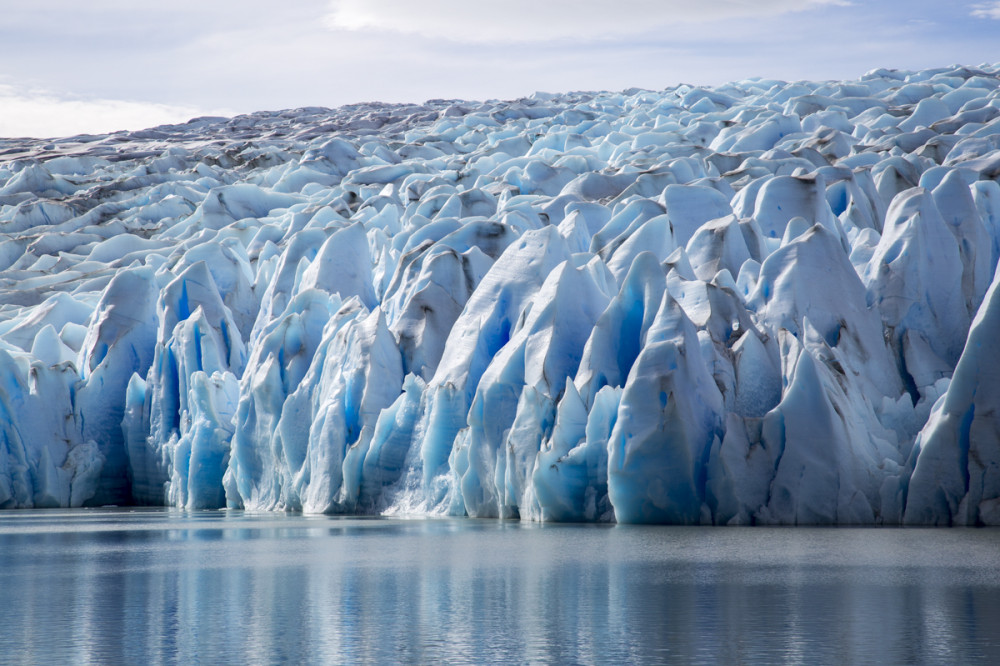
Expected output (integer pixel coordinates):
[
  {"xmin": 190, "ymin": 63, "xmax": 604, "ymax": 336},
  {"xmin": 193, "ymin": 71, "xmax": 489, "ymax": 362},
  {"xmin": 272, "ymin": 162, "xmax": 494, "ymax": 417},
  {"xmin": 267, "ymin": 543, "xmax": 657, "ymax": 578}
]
[{"xmin": 2, "ymin": 65, "xmax": 1000, "ymax": 524}]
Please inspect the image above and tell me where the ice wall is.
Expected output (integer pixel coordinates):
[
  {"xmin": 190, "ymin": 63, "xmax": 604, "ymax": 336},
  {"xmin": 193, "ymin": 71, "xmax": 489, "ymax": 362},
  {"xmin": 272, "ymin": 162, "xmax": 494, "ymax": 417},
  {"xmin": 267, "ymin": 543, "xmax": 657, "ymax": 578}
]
[{"xmin": 2, "ymin": 64, "xmax": 1000, "ymax": 524}]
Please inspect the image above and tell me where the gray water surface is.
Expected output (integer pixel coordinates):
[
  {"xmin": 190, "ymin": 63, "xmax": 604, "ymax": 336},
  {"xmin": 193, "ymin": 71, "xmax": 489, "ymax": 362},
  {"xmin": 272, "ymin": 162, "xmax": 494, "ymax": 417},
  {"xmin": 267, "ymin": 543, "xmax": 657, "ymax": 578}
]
[{"xmin": 1, "ymin": 510, "xmax": 999, "ymax": 664}]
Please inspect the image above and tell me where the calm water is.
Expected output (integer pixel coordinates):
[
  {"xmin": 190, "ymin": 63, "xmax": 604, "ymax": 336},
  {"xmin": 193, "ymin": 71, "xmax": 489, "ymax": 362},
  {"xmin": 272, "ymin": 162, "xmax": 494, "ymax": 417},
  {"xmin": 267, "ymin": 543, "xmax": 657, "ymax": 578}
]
[{"xmin": 1, "ymin": 510, "xmax": 999, "ymax": 664}]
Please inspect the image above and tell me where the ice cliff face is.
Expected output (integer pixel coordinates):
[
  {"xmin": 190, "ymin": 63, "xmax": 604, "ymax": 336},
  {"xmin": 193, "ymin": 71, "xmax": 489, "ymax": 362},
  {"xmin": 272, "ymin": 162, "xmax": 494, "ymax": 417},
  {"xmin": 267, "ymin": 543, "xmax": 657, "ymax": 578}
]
[{"xmin": 2, "ymin": 65, "xmax": 1000, "ymax": 524}]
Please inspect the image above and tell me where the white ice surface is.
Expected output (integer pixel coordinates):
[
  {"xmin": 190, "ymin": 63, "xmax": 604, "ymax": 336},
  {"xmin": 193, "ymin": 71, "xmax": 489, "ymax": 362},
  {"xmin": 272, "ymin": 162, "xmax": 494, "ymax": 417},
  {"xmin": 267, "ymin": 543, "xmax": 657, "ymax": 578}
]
[{"xmin": 1, "ymin": 64, "xmax": 1000, "ymax": 524}]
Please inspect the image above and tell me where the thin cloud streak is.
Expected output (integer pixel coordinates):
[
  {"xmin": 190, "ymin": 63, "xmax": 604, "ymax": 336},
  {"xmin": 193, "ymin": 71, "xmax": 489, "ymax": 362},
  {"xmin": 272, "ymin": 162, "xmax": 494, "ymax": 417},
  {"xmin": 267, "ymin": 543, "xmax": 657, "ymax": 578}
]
[
  {"xmin": 971, "ymin": 2, "xmax": 1000, "ymax": 19},
  {"xmin": 323, "ymin": 0, "xmax": 853, "ymax": 41},
  {"xmin": 0, "ymin": 85, "xmax": 230, "ymax": 139}
]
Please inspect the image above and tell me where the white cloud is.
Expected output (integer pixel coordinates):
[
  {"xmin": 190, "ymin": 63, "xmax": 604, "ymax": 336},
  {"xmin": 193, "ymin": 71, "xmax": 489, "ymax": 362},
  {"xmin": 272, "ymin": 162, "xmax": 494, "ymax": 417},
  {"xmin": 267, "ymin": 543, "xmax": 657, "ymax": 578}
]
[
  {"xmin": 0, "ymin": 85, "xmax": 231, "ymax": 139},
  {"xmin": 323, "ymin": 0, "xmax": 852, "ymax": 41},
  {"xmin": 1, "ymin": 1, "xmax": 994, "ymax": 139},
  {"xmin": 971, "ymin": 2, "xmax": 1000, "ymax": 19}
]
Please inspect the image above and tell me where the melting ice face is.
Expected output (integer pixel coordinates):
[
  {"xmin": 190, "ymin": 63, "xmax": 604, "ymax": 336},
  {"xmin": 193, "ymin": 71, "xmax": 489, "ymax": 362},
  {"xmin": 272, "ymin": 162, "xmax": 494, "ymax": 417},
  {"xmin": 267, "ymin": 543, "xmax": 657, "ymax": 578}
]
[{"xmin": 2, "ymin": 64, "xmax": 1000, "ymax": 525}]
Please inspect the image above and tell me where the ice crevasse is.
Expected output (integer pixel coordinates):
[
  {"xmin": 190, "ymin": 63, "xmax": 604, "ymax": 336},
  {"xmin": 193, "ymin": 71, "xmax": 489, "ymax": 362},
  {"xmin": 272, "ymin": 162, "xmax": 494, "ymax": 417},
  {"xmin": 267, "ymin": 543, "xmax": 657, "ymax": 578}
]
[{"xmin": 2, "ymin": 64, "xmax": 1000, "ymax": 524}]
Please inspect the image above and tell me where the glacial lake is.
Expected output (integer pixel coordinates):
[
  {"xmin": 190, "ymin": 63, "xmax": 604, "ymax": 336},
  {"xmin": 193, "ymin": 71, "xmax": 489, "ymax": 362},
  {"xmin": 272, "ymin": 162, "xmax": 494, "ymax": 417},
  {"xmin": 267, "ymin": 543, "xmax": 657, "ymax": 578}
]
[{"xmin": 1, "ymin": 510, "xmax": 999, "ymax": 664}]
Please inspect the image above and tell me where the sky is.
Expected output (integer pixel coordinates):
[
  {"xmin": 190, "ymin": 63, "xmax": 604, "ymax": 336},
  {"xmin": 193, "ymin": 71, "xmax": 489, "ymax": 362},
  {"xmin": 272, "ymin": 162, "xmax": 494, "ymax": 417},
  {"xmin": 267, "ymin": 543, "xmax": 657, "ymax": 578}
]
[{"xmin": 0, "ymin": 0, "xmax": 998, "ymax": 138}]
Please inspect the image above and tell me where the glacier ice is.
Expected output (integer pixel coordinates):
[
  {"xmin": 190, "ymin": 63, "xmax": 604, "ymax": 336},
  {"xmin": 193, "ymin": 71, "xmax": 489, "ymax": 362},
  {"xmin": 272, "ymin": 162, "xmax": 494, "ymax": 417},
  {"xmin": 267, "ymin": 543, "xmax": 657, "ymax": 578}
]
[{"xmin": 2, "ymin": 64, "xmax": 1000, "ymax": 524}]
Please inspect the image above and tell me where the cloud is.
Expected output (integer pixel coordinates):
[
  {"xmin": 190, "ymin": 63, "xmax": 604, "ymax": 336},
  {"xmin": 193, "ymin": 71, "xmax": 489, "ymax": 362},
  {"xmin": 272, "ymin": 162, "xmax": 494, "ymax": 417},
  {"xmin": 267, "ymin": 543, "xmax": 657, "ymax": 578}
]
[
  {"xmin": 0, "ymin": 85, "xmax": 231, "ymax": 139},
  {"xmin": 1, "ymin": 1, "xmax": 995, "ymax": 140},
  {"xmin": 971, "ymin": 2, "xmax": 1000, "ymax": 18},
  {"xmin": 323, "ymin": 0, "xmax": 852, "ymax": 42}
]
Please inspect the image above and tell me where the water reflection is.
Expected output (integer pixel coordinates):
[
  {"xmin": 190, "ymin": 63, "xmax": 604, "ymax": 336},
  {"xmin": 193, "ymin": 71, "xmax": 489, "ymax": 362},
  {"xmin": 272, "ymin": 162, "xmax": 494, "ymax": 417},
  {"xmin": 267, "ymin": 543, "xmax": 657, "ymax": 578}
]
[{"xmin": 1, "ymin": 511, "xmax": 999, "ymax": 664}]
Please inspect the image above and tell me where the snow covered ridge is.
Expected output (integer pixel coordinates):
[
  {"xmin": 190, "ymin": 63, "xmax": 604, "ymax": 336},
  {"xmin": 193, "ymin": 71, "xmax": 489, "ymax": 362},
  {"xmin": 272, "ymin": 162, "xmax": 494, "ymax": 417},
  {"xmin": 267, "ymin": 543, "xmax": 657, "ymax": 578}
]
[{"xmin": 2, "ymin": 65, "xmax": 1000, "ymax": 525}]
